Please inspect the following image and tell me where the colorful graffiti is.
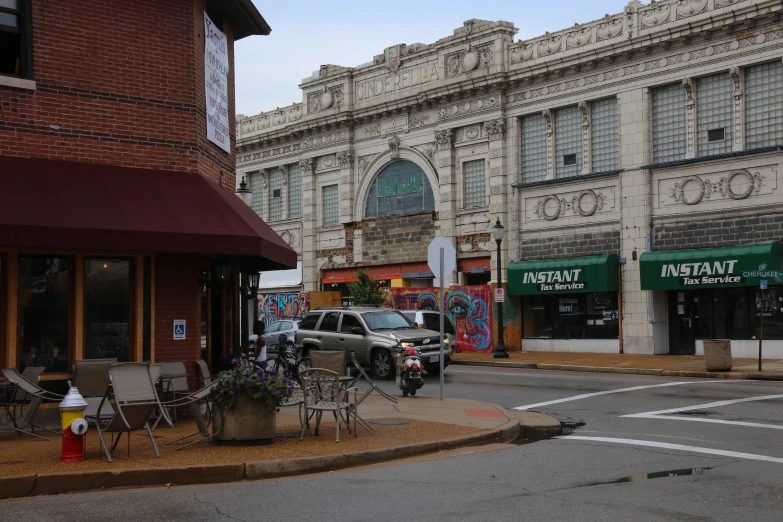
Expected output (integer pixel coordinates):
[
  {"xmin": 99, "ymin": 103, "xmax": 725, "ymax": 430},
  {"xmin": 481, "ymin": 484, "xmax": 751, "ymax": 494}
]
[
  {"xmin": 258, "ymin": 292, "xmax": 309, "ymax": 325},
  {"xmin": 385, "ymin": 286, "xmax": 492, "ymax": 353}
]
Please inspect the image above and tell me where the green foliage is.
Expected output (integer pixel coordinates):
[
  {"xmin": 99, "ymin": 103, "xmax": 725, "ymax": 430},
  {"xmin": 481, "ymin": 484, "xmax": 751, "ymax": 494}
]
[{"xmin": 347, "ymin": 269, "xmax": 386, "ymax": 306}]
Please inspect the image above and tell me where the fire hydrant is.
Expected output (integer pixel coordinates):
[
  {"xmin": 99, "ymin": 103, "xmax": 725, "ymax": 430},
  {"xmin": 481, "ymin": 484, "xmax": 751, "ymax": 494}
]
[{"xmin": 59, "ymin": 387, "xmax": 89, "ymax": 462}]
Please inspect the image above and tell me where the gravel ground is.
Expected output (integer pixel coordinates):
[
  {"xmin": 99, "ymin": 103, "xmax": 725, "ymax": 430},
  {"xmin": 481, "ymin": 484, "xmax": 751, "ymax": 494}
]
[{"xmin": 0, "ymin": 417, "xmax": 480, "ymax": 478}]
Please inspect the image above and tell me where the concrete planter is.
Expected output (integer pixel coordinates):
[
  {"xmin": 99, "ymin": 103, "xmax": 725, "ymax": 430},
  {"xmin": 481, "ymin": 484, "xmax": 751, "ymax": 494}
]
[
  {"xmin": 213, "ymin": 391, "xmax": 276, "ymax": 445},
  {"xmin": 703, "ymin": 339, "xmax": 733, "ymax": 372}
]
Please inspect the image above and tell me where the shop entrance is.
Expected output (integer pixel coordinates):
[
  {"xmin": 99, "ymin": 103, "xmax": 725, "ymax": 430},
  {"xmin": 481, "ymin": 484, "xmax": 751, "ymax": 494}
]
[{"xmin": 668, "ymin": 291, "xmax": 696, "ymax": 355}]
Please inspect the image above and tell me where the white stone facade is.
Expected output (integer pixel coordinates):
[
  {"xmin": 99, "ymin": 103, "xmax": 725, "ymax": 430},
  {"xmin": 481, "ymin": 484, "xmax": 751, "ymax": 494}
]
[{"xmin": 238, "ymin": 0, "xmax": 783, "ymax": 357}]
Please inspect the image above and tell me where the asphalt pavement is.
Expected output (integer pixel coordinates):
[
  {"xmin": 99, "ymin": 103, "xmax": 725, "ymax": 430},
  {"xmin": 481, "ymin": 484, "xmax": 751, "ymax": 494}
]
[{"xmin": 3, "ymin": 366, "xmax": 783, "ymax": 521}]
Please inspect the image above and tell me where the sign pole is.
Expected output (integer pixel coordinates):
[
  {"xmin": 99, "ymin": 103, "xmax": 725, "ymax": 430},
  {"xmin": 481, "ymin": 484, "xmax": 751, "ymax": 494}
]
[
  {"xmin": 759, "ymin": 285, "xmax": 764, "ymax": 372},
  {"xmin": 439, "ymin": 247, "xmax": 445, "ymax": 401}
]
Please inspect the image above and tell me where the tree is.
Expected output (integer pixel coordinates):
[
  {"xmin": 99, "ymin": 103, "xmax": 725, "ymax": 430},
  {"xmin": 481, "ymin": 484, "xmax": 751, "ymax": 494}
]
[{"xmin": 347, "ymin": 269, "xmax": 386, "ymax": 306}]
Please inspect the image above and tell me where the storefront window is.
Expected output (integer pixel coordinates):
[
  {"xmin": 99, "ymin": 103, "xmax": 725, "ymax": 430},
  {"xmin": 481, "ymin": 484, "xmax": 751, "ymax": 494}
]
[
  {"xmin": 523, "ymin": 293, "xmax": 619, "ymax": 340},
  {"xmin": 0, "ymin": 254, "xmax": 5, "ymax": 365},
  {"xmin": 18, "ymin": 256, "xmax": 71, "ymax": 373},
  {"xmin": 84, "ymin": 258, "xmax": 132, "ymax": 362}
]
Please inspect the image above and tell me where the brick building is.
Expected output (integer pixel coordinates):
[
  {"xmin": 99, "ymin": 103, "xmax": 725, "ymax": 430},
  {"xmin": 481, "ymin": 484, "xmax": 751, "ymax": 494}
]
[
  {"xmin": 0, "ymin": 0, "xmax": 296, "ymax": 388},
  {"xmin": 237, "ymin": 0, "xmax": 783, "ymax": 359}
]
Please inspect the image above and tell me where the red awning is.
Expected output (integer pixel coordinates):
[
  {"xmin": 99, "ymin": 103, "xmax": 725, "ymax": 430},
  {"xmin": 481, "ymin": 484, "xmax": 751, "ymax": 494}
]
[
  {"xmin": 0, "ymin": 157, "xmax": 296, "ymax": 271},
  {"xmin": 322, "ymin": 262, "xmax": 432, "ymax": 284},
  {"xmin": 457, "ymin": 257, "xmax": 491, "ymax": 272}
]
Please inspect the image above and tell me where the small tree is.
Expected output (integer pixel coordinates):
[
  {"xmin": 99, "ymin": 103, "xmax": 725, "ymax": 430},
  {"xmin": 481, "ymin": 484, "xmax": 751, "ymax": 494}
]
[{"xmin": 347, "ymin": 269, "xmax": 386, "ymax": 306}]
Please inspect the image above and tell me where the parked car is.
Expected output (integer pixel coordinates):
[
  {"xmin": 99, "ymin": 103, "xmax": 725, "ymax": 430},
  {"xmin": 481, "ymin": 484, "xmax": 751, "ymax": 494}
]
[
  {"xmin": 295, "ymin": 306, "xmax": 452, "ymax": 380},
  {"xmin": 401, "ymin": 310, "xmax": 456, "ymax": 348},
  {"xmin": 249, "ymin": 319, "xmax": 300, "ymax": 356}
]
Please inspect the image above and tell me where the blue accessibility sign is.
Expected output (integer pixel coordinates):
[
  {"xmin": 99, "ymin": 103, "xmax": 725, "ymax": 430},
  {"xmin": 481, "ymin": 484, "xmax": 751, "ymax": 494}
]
[{"xmin": 173, "ymin": 320, "xmax": 186, "ymax": 340}]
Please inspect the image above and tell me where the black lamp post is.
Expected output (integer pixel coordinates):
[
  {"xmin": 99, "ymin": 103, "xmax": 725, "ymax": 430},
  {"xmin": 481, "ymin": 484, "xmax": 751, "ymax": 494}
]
[{"xmin": 493, "ymin": 218, "xmax": 509, "ymax": 359}]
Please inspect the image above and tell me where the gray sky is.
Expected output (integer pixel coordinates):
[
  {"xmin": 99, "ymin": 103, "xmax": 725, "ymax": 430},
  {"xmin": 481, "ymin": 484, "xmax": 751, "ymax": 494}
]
[{"xmin": 235, "ymin": 0, "xmax": 631, "ymax": 117}]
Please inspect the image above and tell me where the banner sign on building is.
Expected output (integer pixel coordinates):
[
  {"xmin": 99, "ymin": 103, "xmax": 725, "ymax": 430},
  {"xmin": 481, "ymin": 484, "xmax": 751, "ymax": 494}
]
[
  {"xmin": 204, "ymin": 13, "xmax": 230, "ymax": 153},
  {"xmin": 507, "ymin": 255, "xmax": 618, "ymax": 296},
  {"xmin": 639, "ymin": 243, "xmax": 783, "ymax": 291}
]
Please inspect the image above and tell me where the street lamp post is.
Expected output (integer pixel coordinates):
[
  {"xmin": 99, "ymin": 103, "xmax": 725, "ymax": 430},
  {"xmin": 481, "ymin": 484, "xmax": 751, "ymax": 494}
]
[
  {"xmin": 493, "ymin": 218, "xmax": 509, "ymax": 359},
  {"xmin": 234, "ymin": 176, "xmax": 253, "ymax": 354}
]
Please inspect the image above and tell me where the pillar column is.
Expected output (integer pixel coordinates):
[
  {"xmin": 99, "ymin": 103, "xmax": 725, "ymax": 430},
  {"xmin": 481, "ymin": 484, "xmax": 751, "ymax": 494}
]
[
  {"xmin": 434, "ymin": 129, "xmax": 458, "ymax": 286},
  {"xmin": 299, "ymin": 158, "xmax": 318, "ymax": 292},
  {"xmin": 337, "ymin": 150, "xmax": 354, "ymax": 225},
  {"xmin": 485, "ymin": 117, "xmax": 508, "ymax": 285},
  {"xmin": 730, "ymin": 66, "xmax": 745, "ymax": 152}
]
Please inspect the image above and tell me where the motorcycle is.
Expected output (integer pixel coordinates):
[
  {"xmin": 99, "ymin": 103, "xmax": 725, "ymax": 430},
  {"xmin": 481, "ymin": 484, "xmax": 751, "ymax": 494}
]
[{"xmin": 399, "ymin": 347, "xmax": 424, "ymax": 397}]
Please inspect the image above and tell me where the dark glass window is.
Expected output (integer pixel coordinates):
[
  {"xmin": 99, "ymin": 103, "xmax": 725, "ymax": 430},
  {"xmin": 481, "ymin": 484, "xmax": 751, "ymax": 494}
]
[
  {"xmin": 0, "ymin": 0, "xmax": 28, "ymax": 78},
  {"xmin": 299, "ymin": 313, "xmax": 321, "ymax": 330},
  {"xmin": 523, "ymin": 293, "xmax": 619, "ymax": 340},
  {"xmin": 0, "ymin": 254, "xmax": 5, "ymax": 364},
  {"xmin": 364, "ymin": 161, "xmax": 435, "ymax": 218},
  {"xmin": 318, "ymin": 312, "xmax": 340, "ymax": 332},
  {"xmin": 18, "ymin": 256, "xmax": 71, "ymax": 373},
  {"xmin": 423, "ymin": 313, "xmax": 455, "ymax": 335},
  {"xmin": 84, "ymin": 259, "xmax": 132, "ymax": 362},
  {"xmin": 340, "ymin": 314, "xmax": 362, "ymax": 333}
]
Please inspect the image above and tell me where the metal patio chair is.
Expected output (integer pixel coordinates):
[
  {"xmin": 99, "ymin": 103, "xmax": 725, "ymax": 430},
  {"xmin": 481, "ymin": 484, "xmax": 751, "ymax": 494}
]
[
  {"xmin": 299, "ymin": 368, "xmax": 355, "ymax": 442},
  {"xmin": 70, "ymin": 359, "xmax": 117, "ymax": 422},
  {"xmin": 94, "ymin": 362, "xmax": 169, "ymax": 463},
  {"xmin": 161, "ymin": 362, "xmax": 190, "ymax": 422},
  {"xmin": 2, "ymin": 368, "xmax": 62, "ymax": 440},
  {"xmin": 162, "ymin": 382, "xmax": 224, "ymax": 450}
]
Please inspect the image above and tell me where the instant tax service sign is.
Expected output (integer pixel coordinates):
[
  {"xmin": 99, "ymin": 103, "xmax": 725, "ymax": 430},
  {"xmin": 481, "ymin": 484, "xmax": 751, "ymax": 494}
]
[{"xmin": 204, "ymin": 13, "xmax": 230, "ymax": 153}]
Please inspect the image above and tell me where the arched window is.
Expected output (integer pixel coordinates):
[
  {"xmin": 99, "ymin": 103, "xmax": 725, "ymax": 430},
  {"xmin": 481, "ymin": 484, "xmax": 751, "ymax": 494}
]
[{"xmin": 364, "ymin": 161, "xmax": 435, "ymax": 218}]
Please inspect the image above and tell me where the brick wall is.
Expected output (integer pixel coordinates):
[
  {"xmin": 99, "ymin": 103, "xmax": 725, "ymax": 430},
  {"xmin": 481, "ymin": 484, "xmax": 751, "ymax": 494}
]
[
  {"xmin": 154, "ymin": 254, "xmax": 204, "ymax": 391},
  {"xmin": 518, "ymin": 230, "xmax": 621, "ymax": 260},
  {"xmin": 653, "ymin": 214, "xmax": 783, "ymax": 251},
  {"xmin": 0, "ymin": 0, "xmax": 236, "ymax": 186},
  {"xmin": 361, "ymin": 212, "xmax": 436, "ymax": 264}
]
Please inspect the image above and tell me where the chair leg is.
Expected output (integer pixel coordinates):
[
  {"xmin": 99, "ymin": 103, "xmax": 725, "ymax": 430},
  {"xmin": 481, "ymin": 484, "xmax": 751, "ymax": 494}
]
[
  {"xmin": 145, "ymin": 423, "xmax": 161, "ymax": 458},
  {"xmin": 300, "ymin": 406, "xmax": 309, "ymax": 440},
  {"xmin": 111, "ymin": 432, "xmax": 123, "ymax": 452},
  {"xmin": 96, "ymin": 428, "xmax": 114, "ymax": 463},
  {"xmin": 335, "ymin": 409, "xmax": 340, "ymax": 442}
]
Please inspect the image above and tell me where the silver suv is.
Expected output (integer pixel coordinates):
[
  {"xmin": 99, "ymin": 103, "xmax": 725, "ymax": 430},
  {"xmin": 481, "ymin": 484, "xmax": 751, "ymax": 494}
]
[{"xmin": 295, "ymin": 306, "xmax": 452, "ymax": 380}]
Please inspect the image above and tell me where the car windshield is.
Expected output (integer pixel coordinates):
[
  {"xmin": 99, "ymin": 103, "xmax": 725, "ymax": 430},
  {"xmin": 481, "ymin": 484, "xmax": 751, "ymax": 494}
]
[{"xmin": 361, "ymin": 311, "xmax": 415, "ymax": 331}]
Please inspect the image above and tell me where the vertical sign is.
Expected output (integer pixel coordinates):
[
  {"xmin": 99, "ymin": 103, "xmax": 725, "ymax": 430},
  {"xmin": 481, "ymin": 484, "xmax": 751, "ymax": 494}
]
[
  {"xmin": 204, "ymin": 13, "xmax": 230, "ymax": 153},
  {"xmin": 174, "ymin": 320, "xmax": 186, "ymax": 340}
]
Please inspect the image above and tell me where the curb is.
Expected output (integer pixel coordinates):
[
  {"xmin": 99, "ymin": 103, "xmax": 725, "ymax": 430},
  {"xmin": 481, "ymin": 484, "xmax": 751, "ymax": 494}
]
[
  {"xmin": 452, "ymin": 359, "xmax": 754, "ymax": 379},
  {"xmin": 748, "ymin": 372, "xmax": 783, "ymax": 381},
  {"xmin": 0, "ymin": 418, "xmax": 527, "ymax": 500}
]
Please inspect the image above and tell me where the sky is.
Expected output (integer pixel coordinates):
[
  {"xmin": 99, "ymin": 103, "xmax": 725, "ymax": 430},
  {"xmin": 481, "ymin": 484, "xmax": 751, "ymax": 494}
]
[{"xmin": 234, "ymin": 0, "xmax": 632, "ymax": 117}]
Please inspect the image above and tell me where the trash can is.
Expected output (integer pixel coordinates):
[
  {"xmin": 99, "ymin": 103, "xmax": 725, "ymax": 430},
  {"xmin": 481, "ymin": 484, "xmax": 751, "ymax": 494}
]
[{"xmin": 703, "ymin": 339, "xmax": 732, "ymax": 372}]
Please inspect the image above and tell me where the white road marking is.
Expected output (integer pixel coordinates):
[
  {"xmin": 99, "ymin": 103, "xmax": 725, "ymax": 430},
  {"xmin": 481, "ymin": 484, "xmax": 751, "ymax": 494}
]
[
  {"xmin": 639, "ymin": 415, "xmax": 783, "ymax": 430},
  {"xmin": 623, "ymin": 394, "xmax": 783, "ymax": 417},
  {"xmin": 513, "ymin": 381, "xmax": 731, "ymax": 411},
  {"xmin": 557, "ymin": 436, "xmax": 783, "ymax": 464}
]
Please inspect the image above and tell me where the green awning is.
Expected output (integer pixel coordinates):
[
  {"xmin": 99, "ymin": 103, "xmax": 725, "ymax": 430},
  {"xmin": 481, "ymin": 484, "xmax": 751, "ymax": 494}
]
[
  {"xmin": 639, "ymin": 242, "xmax": 783, "ymax": 291},
  {"xmin": 508, "ymin": 254, "xmax": 619, "ymax": 295}
]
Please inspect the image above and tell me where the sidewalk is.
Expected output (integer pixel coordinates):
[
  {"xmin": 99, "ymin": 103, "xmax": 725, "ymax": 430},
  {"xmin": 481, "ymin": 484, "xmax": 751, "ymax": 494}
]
[
  {"xmin": 0, "ymin": 394, "xmax": 560, "ymax": 499},
  {"xmin": 452, "ymin": 351, "xmax": 783, "ymax": 379}
]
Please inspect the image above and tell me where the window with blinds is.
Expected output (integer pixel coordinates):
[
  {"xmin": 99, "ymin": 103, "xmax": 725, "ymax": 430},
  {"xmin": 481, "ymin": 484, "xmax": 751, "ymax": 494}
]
[
  {"xmin": 463, "ymin": 159, "xmax": 486, "ymax": 209},
  {"xmin": 652, "ymin": 83, "xmax": 687, "ymax": 163},
  {"xmin": 520, "ymin": 113, "xmax": 547, "ymax": 184},
  {"xmin": 591, "ymin": 98, "xmax": 619, "ymax": 172}
]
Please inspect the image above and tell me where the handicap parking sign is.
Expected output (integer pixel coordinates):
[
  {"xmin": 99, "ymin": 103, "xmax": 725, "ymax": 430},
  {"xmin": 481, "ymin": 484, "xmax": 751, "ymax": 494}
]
[{"xmin": 173, "ymin": 320, "xmax": 186, "ymax": 340}]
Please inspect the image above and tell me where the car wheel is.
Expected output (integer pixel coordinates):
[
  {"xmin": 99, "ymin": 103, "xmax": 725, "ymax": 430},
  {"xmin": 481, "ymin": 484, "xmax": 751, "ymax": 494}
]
[
  {"xmin": 410, "ymin": 388, "xmax": 416, "ymax": 397},
  {"xmin": 372, "ymin": 349, "xmax": 394, "ymax": 380}
]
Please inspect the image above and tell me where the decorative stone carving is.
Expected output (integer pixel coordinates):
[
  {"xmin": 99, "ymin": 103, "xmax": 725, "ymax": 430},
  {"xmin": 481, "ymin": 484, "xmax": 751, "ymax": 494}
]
[
  {"xmin": 435, "ymin": 130, "xmax": 454, "ymax": 150},
  {"xmin": 542, "ymin": 109, "xmax": 553, "ymax": 137},
  {"xmin": 668, "ymin": 170, "xmax": 765, "ymax": 205},
  {"xmin": 307, "ymin": 86, "xmax": 343, "ymax": 112},
  {"xmin": 715, "ymin": 0, "xmax": 742, "ymax": 6},
  {"xmin": 566, "ymin": 24, "xmax": 592, "ymax": 50},
  {"xmin": 445, "ymin": 44, "xmax": 494, "ymax": 77},
  {"xmin": 730, "ymin": 67, "xmax": 744, "ymax": 147},
  {"xmin": 596, "ymin": 15, "xmax": 624, "ymax": 41},
  {"xmin": 533, "ymin": 190, "xmax": 608, "ymax": 221},
  {"xmin": 388, "ymin": 135, "xmax": 401, "ymax": 159},
  {"xmin": 288, "ymin": 105, "xmax": 303, "ymax": 121},
  {"xmin": 299, "ymin": 158, "xmax": 313, "ymax": 173},
  {"xmin": 240, "ymin": 119, "xmax": 256, "ymax": 134},
  {"xmin": 301, "ymin": 130, "xmax": 349, "ymax": 150},
  {"xmin": 578, "ymin": 102, "xmax": 591, "ymax": 172},
  {"xmin": 336, "ymin": 151, "xmax": 353, "ymax": 168},
  {"xmin": 318, "ymin": 155, "xmax": 335, "ymax": 170},
  {"xmin": 272, "ymin": 110, "xmax": 286, "ymax": 126},
  {"xmin": 363, "ymin": 123, "xmax": 381, "ymax": 138},
  {"xmin": 729, "ymin": 66, "xmax": 742, "ymax": 94},
  {"xmin": 409, "ymin": 112, "xmax": 430, "ymax": 128},
  {"xmin": 625, "ymin": 4, "xmax": 636, "ymax": 39},
  {"xmin": 640, "ymin": 3, "xmax": 671, "ymax": 29},
  {"xmin": 538, "ymin": 33, "xmax": 562, "ymax": 57},
  {"xmin": 675, "ymin": 0, "xmax": 708, "ymax": 20},
  {"xmin": 438, "ymin": 96, "xmax": 500, "ymax": 120},
  {"xmin": 683, "ymin": 78, "xmax": 695, "ymax": 153},
  {"xmin": 413, "ymin": 143, "xmax": 437, "ymax": 162},
  {"xmin": 358, "ymin": 154, "xmax": 373, "ymax": 175},
  {"xmin": 460, "ymin": 126, "xmax": 481, "ymax": 142},
  {"xmin": 483, "ymin": 119, "xmax": 505, "ymax": 140},
  {"xmin": 509, "ymin": 42, "xmax": 534, "ymax": 64}
]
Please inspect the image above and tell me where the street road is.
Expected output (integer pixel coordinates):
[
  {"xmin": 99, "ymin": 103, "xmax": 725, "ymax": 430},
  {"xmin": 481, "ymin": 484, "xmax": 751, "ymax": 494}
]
[{"xmin": 4, "ymin": 366, "xmax": 783, "ymax": 521}]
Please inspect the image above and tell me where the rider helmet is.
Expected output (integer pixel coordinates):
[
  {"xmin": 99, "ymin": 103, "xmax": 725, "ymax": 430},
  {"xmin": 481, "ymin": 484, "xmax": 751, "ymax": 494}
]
[{"xmin": 404, "ymin": 347, "xmax": 418, "ymax": 357}]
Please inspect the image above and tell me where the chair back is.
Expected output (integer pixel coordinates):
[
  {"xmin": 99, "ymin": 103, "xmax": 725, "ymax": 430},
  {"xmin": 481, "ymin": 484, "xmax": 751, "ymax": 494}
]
[
  {"xmin": 72, "ymin": 359, "xmax": 115, "ymax": 397},
  {"xmin": 148, "ymin": 363, "xmax": 163, "ymax": 384},
  {"xmin": 299, "ymin": 368, "xmax": 341, "ymax": 405},
  {"xmin": 196, "ymin": 359, "xmax": 212, "ymax": 386},
  {"xmin": 309, "ymin": 351, "xmax": 347, "ymax": 377},
  {"xmin": 3, "ymin": 368, "xmax": 45, "ymax": 398},
  {"xmin": 108, "ymin": 363, "xmax": 160, "ymax": 430},
  {"xmin": 350, "ymin": 352, "xmax": 398, "ymax": 404},
  {"xmin": 161, "ymin": 362, "xmax": 189, "ymax": 393},
  {"xmin": 16, "ymin": 366, "xmax": 45, "ymax": 402}
]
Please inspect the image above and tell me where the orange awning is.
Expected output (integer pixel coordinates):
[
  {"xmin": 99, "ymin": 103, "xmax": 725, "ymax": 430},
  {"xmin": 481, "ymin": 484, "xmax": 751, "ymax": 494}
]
[
  {"xmin": 323, "ymin": 262, "xmax": 432, "ymax": 284},
  {"xmin": 457, "ymin": 257, "xmax": 491, "ymax": 272}
]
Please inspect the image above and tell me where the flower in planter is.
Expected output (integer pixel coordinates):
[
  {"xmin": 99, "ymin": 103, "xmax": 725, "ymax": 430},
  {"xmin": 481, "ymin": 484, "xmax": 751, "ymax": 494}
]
[{"xmin": 210, "ymin": 358, "xmax": 296, "ymax": 410}]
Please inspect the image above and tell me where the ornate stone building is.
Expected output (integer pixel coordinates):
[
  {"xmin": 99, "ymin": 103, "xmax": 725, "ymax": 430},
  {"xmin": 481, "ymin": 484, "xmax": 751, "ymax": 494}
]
[{"xmin": 238, "ymin": 0, "xmax": 783, "ymax": 358}]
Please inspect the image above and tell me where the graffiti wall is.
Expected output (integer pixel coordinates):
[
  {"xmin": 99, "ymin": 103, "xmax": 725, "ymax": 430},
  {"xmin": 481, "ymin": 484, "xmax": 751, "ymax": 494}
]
[
  {"xmin": 257, "ymin": 292, "xmax": 309, "ymax": 325},
  {"xmin": 385, "ymin": 286, "xmax": 492, "ymax": 353}
]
